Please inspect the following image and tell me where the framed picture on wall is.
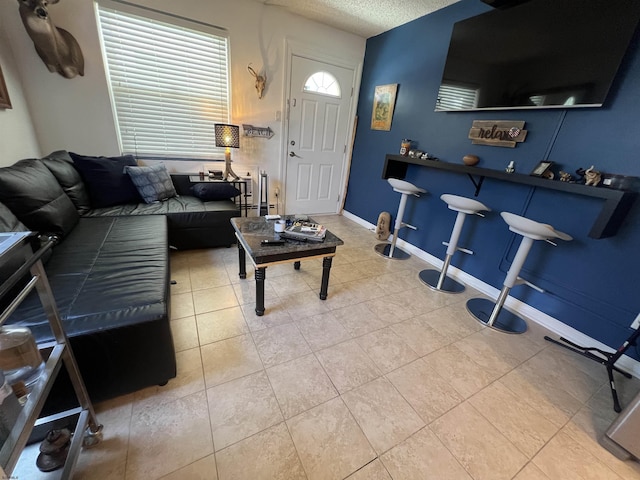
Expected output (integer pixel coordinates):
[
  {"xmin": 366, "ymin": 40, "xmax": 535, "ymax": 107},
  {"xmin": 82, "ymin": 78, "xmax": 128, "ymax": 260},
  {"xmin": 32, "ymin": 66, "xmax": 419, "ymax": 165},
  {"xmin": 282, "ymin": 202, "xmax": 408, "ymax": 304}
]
[
  {"xmin": 371, "ymin": 84, "xmax": 397, "ymax": 131},
  {"xmin": 0, "ymin": 65, "xmax": 11, "ymax": 110}
]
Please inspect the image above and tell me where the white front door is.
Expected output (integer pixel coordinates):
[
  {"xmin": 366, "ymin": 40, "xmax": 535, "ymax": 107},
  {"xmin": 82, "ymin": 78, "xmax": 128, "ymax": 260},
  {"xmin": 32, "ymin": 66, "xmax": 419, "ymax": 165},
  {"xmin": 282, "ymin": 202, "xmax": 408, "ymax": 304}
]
[{"xmin": 285, "ymin": 55, "xmax": 355, "ymax": 215}]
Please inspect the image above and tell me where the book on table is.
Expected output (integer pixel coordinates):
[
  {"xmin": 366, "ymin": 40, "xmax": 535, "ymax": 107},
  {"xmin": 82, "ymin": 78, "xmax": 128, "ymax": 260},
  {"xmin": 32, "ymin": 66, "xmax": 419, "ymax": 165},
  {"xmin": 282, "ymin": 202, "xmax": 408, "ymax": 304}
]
[{"xmin": 280, "ymin": 221, "xmax": 326, "ymax": 242}]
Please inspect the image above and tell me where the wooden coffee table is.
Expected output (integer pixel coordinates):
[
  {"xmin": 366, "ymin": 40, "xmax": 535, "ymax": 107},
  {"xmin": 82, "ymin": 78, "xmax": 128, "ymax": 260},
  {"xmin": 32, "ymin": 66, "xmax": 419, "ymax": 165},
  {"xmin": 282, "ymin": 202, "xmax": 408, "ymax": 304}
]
[{"xmin": 230, "ymin": 217, "xmax": 344, "ymax": 316}]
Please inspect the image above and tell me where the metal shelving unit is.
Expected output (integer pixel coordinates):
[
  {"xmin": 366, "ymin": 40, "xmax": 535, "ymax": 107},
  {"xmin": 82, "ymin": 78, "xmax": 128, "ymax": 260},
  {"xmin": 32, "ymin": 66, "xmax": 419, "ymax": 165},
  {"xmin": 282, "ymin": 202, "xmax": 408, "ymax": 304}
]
[{"xmin": 0, "ymin": 232, "xmax": 102, "ymax": 479}]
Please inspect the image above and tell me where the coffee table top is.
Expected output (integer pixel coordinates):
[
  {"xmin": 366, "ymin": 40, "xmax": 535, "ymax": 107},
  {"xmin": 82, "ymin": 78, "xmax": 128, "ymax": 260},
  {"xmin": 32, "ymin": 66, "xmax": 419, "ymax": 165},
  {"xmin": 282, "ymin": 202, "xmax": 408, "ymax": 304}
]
[{"xmin": 231, "ymin": 216, "xmax": 343, "ymax": 266}]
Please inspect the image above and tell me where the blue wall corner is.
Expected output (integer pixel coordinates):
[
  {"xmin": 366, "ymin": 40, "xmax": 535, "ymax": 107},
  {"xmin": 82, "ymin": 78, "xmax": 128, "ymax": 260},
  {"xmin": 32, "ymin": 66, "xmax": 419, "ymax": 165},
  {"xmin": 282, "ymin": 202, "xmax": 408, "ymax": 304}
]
[{"xmin": 345, "ymin": 0, "xmax": 640, "ymax": 359}]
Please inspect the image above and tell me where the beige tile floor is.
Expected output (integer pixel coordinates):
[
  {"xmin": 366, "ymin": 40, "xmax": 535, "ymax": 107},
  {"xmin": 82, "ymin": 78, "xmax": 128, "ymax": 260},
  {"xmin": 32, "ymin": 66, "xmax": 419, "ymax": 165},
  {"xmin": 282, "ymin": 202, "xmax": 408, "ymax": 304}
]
[{"xmin": 20, "ymin": 215, "xmax": 640, "ymax": 479}]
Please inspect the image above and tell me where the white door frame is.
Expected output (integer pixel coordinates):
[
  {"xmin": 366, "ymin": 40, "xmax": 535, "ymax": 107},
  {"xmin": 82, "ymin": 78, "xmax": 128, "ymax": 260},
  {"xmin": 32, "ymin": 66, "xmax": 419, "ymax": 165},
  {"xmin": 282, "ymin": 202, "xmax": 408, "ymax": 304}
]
[{"xmin": 280, "ymin": 38, "xmax": 363, "ymax": 214}]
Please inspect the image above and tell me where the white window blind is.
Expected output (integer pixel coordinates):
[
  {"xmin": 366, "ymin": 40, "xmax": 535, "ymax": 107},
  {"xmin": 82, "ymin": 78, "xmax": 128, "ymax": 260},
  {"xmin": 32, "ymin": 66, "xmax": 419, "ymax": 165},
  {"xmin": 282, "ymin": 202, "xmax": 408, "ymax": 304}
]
[
  {"xmin": 436, "ymin": 83, "xmax": 478, "ymax": 111},
  {"xmin": 97, "ymin": 3, "xmax": 230, "ymax": 159}
]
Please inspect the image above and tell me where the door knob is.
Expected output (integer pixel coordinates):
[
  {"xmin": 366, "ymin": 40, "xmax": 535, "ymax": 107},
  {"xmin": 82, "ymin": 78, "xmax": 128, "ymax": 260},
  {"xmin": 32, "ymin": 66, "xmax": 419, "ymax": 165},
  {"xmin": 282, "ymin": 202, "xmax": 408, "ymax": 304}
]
[{"xmin": 289, "ymin": 151, "xmax": 297, "ymax": 157}]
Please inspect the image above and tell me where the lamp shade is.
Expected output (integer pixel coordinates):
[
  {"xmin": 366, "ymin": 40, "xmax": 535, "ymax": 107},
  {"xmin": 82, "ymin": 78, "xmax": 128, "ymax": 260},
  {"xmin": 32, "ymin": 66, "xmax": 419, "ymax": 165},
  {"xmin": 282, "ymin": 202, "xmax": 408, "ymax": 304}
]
[{"xmin": 214, "ymin": 124, "xmax": 240, "ymax": 149}]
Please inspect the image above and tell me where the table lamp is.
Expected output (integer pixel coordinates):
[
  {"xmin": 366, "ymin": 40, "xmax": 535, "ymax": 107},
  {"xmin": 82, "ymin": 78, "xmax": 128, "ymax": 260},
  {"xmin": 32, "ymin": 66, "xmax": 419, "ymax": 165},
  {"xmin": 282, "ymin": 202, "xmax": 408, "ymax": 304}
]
[{"xmin": 214, "ymin": 123, "xmax": 240, "ymax": 180}]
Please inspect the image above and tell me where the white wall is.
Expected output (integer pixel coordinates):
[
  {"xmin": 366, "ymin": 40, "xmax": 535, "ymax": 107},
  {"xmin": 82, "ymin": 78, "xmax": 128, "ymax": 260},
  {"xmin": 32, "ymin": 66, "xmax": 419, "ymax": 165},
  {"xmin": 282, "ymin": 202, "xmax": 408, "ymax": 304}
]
[
  {"xmin": 0, "ymin": 0, "xmax": 366, "ymax": 203},
  {"xmin": 0, "ymin": 16, "xmax": 40, "ymax": 165}
]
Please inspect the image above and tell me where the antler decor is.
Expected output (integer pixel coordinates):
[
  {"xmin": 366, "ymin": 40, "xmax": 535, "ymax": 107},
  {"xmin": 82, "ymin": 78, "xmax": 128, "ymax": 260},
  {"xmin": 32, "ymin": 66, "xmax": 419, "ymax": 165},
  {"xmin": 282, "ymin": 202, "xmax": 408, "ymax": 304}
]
[
  {"xmin": 18, "ymin": 0, "xmax": 84, "ymax": 79},
  {"xmin": 247, "ymin": 64, "xmax": 266, "ymax": 99}
]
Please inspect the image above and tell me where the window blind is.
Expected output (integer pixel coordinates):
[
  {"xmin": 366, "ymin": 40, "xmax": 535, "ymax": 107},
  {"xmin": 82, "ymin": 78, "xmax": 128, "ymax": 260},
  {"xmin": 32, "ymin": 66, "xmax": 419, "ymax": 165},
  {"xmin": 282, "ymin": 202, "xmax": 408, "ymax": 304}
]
[
  {"xmin": 97, "ymin": 3, "xmax": 230, "ymax": 159},
  {"xmin": 436, "ymin": 83, "xmax": 478, "ymax": 111}
]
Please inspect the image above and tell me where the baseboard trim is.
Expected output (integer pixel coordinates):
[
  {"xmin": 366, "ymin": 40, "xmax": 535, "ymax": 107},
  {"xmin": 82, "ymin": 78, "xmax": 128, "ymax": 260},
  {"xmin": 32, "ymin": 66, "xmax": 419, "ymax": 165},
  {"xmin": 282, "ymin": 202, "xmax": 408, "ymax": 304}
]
[{"xmin": 342, "ymin": 210, "xmax": 640, "ymax": 378}]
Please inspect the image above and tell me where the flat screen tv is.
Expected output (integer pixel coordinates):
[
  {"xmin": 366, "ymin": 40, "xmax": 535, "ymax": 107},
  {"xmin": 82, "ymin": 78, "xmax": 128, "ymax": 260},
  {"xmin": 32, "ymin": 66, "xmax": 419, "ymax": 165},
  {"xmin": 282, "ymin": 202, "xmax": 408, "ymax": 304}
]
[{"xmin": 435, "ymin": 0, "xmax": 640, "ymax": 111}]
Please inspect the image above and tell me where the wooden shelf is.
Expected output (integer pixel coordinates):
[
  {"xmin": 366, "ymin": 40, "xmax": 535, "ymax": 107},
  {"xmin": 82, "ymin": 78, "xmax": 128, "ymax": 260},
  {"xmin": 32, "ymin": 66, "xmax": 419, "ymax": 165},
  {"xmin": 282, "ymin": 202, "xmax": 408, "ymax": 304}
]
[{"xmin": 383, "ymin": 154, "xmax": 638, "ymax": 239}]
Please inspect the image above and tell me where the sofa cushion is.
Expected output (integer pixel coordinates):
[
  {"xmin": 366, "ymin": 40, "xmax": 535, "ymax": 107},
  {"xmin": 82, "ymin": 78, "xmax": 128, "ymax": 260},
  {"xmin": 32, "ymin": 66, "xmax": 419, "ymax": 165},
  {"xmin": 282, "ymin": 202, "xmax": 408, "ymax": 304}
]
[
  {"xmin": 41, "ymin": 151, "xmax": 91, "ymax": 214},
  {"xmin": 126, "ymin": 163, "xmax": 177, "ymax": 203},
  {"xmin": 69, "ymin": 153, "xmax": 142, "ymax": 208},
  {"xmin": 0, "ymin": 159, "xmax": 79, "ymax": 237},
  {"xmin": 0, "ymin": 201, "xmax": 27, "ymax": 232},
  {"xmin": 190, "ymin": 182, "xmax": 241, "ymax": 201}
]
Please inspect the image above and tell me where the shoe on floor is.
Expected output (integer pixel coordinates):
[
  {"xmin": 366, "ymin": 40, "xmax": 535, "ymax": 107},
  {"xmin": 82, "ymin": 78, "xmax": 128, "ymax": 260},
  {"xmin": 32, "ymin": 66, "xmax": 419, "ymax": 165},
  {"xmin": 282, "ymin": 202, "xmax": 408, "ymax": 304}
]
[{"xmin": 36, "ymin": 428, "xmax": 71, "ymax": 472}]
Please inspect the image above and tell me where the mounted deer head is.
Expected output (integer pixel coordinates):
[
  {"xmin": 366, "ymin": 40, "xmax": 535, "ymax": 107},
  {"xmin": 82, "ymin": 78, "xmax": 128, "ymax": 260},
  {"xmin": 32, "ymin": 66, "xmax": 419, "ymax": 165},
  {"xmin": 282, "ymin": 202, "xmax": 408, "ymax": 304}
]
[
  {"xmin": 247, "ymin": 64, "xmax": 266, "ymax": 99},
  {"xmin": 18, "ymin": 0, "xmax": 84, "ymax": 79}
]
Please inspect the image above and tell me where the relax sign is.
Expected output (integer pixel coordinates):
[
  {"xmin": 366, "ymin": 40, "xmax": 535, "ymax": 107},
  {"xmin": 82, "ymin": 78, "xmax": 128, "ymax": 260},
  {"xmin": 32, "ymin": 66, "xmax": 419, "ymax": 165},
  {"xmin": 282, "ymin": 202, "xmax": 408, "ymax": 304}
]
[{"xmin": 468, "ymin": 120, "xmax": 527, "ymax": 148}]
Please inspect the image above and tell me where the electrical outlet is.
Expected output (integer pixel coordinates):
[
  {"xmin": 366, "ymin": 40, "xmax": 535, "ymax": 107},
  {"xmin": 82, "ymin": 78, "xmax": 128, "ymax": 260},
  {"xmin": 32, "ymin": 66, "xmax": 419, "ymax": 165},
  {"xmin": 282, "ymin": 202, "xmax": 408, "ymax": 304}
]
[
  {"xmin": 631, "ymin": 313, "xmax": 640, "ymax": 330},
  {"xmin": 274, "ymin": 187, "xmax": 280, "ymax": 197}
]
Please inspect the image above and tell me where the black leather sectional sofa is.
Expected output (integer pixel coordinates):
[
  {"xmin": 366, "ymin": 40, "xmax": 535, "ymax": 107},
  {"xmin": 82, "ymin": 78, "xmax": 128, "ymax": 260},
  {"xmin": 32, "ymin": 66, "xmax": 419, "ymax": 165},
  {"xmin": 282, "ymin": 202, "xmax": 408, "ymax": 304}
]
[{"xmin": 0, "ymin": 151, "xmax": 241, "ymax": 408}]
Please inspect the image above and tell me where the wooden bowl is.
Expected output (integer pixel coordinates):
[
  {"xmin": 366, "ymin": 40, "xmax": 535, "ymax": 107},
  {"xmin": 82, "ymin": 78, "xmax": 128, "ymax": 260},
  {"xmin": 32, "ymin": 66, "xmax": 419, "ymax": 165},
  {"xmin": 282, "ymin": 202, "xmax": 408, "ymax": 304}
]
[{"xmin": 463, "ymin": 155, "xmax": 479, "ymax": 166}]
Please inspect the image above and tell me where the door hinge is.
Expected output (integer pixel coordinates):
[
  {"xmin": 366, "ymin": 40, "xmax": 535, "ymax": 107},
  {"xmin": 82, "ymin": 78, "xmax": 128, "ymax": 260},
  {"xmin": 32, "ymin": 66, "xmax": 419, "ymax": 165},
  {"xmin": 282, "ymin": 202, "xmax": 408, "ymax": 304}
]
[
  {"xmin": 343, "ymin": 145, "xmax": 347, "ymax": 154},
  {"xmin": 351, "ymin": 87, "xmax": 353, "ymax": 97}
]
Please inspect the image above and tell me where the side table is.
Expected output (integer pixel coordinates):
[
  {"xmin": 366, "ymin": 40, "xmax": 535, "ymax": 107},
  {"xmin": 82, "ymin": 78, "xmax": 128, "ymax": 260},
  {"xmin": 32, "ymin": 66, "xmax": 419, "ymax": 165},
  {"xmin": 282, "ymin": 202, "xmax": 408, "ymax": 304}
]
[
  {"xmin": 188, "ymin": 176, "xmax": 249, "ymax": 216},
  {"xmin": 0, "ymin": 232, "xmax": 103, "ymax": 478}
]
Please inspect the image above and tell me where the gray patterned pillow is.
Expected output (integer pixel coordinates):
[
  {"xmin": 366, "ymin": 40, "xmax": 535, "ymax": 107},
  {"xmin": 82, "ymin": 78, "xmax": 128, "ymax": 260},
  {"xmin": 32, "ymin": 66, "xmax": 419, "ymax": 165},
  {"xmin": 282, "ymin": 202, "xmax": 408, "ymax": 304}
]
[{"xmin": 126, "ymin": 163, "xmax": 177, "ymax": 203}]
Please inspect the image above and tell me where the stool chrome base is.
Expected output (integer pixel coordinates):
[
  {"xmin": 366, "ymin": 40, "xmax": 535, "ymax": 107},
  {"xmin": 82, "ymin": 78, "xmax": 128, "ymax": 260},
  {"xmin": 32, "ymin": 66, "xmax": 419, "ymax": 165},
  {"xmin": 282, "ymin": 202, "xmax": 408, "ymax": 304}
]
[
  {"xmin": 466, "ymin": 298, "xmax": 528, "ymax": 334},
  {"xmin": 419, "ymin": 269, "xmax": 465, "ymax": 293},
  {"xmin": 374, "ymin": 242, "xmax": 411, "ymax": 260}
]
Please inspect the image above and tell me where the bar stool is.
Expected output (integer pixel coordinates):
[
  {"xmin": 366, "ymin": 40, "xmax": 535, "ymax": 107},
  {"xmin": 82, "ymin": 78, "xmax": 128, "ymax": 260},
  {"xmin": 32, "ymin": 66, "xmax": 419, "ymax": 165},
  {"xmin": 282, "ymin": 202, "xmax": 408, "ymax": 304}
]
[
  {"xmin": 374, "ymin": 178, "xmax": 427, "ymax": 260},
  {"xmin": 419, "ymin": 194, "xmax": 490, "ymax": 293},
  {"xmin": 466, "ymin": 212, "xmax": 572, "ymax": 334}
]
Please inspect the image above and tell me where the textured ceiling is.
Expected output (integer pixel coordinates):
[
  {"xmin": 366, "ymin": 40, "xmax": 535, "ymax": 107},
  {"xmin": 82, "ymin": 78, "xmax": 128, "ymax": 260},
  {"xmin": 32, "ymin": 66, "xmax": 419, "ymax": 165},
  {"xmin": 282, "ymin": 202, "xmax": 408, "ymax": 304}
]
[{"xmin": 258, "ymin": 0, "xmax": 460, "ymax": 38}]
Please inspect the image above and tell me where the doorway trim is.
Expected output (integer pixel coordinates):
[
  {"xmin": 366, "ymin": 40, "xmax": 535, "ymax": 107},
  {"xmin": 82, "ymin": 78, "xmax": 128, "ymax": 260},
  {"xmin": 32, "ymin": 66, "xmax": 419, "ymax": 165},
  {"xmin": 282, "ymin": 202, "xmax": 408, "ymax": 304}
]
[{"xmin": 280, "ymin": 38, "xmax": 363, "ymax": 214}]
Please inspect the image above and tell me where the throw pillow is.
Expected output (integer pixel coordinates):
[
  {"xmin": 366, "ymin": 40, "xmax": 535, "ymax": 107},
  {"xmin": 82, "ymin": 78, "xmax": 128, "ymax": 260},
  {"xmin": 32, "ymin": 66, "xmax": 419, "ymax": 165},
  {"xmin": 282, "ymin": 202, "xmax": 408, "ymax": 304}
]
[
  {"xmin": 41, "ymin": 151, "xmax": 91, "ymax": 214},
  {"xmin": 125, "ymin": 164, "xmax": 177, "ymax": 203},
  {"xmin": 69, "ymin": 153, "xmax": 142, "ymax": 208},
  {"xmin": 0, "ymin": 159, "xmax": 79, "ymax": 237},
  {"xmin": 190, "ymin": 183, "xmax": 241, "ymax": 201},
  {"xmin": 0, "ymin": 201, "xmax": 27, "ymax": 233}
]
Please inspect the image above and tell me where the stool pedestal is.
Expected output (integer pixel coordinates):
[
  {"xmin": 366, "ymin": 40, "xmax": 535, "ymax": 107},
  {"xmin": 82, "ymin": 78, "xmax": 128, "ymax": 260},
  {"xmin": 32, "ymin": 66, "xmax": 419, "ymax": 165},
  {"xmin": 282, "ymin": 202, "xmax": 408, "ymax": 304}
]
[
  {"xmin": 420, "ymin": 194, "xmax": 489, "ymax": 293},
  {"xmin": 375, "ymin": 178, "xmax": 426, "ymax": 260},
  {"xmin": 467, "ymin": 212, "xmax": 571, "ymax": 334}
]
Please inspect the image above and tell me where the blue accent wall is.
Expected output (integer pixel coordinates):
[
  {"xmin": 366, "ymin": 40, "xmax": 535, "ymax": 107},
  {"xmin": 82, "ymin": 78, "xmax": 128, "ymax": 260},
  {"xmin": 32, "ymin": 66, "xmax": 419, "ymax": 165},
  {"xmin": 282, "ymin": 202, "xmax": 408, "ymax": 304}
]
[{"xmin": 344, "ymin": 0, "xmax": 640, "ymax": 359}]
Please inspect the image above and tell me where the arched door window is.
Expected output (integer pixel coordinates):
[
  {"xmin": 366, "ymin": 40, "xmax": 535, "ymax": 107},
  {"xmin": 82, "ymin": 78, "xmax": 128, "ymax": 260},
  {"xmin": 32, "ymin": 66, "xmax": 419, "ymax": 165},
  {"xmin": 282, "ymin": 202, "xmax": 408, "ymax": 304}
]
[{"xmin": 303, "ymin": 71, "xmax": 341, "ymax": 97}]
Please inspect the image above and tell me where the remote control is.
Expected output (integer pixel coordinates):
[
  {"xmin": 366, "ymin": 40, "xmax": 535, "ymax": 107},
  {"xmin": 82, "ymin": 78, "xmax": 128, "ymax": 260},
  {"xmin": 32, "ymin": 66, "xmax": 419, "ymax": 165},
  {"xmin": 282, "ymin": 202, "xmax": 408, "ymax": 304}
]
[{"xmin": 261, "ymin": 239, "xmax": 285, "ymax": 246}]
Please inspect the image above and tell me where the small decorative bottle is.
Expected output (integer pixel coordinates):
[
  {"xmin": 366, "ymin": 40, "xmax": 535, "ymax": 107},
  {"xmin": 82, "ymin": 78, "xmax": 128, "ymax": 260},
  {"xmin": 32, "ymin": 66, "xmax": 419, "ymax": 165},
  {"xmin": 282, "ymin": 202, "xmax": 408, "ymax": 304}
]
[{"xmin": 400, "ymin": 139, "xmax": 411, "ymax": 156}]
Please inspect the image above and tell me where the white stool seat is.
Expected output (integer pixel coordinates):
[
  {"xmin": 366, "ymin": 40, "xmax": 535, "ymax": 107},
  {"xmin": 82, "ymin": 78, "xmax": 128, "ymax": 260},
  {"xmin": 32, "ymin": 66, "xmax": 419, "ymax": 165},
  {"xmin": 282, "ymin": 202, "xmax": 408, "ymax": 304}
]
[
  {"xmin": 502, "ymin": 212, "xmax": 572, "ymax": 241},
  {"xmin": 375, "ymin": 178, "xmax": 426, "ymax": 260},
  {"xmin": 467, "ymin": 212, "xmax": 572, "ymax": 334},
  {"xmin": 388, "ymin": 178, "xmax": 427, "ymax": 195},
  {"xmin": 442, "ymin": 194, "xmax": 490, "ymax": 215},
  {"xmin": 419, "ymin": 194, "xmax": 490, "ymax": 293}
]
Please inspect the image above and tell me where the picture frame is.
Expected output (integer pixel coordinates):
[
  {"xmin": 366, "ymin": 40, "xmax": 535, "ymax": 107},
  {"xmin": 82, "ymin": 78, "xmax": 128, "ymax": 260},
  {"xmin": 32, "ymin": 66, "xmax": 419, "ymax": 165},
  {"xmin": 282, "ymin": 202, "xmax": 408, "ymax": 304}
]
[
  {"xmin": 371, "ymin": 84, "xmax": 397, "ymax": 131},
  {"xmin": 530, "ymin": 160, "xmax": 554, "ymax": 177},
  {"xmin": 0, "ymin": 65, "xmax": 11, "ymax": 110}
]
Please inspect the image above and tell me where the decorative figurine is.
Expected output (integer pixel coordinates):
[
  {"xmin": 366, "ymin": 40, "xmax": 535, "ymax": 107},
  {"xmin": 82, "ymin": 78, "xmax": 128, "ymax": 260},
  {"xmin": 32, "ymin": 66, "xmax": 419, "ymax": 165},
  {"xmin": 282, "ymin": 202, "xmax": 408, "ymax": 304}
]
[
  {"xmin": 583, "ymin": 165, "xmax": 602, "ymax": 186},
  {"xmin": 559, "ymin": 171, "xmax": 573, "ymax": 182},
  {"xmin": 505, "ymin": 161, "xmax": 515, "ymax": 173}
]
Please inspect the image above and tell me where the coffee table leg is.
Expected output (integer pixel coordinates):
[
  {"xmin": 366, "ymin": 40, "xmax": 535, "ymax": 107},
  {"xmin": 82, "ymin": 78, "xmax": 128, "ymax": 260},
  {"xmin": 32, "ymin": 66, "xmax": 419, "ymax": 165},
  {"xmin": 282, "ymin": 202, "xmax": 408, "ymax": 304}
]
[
  {"xmin": 255, "ymin": 267, "xmax": 266, "ymax": 316},
  {"xmin": 319, "ymin": 257, "xmax": 333, "ymax": 300},
  {"xmin": 238, "ymin": 242, "xmax": 246, "ymax": 279},
  {"xmin": 293, "ymin": 261, "xmax": 301, "ymax": 270}
]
